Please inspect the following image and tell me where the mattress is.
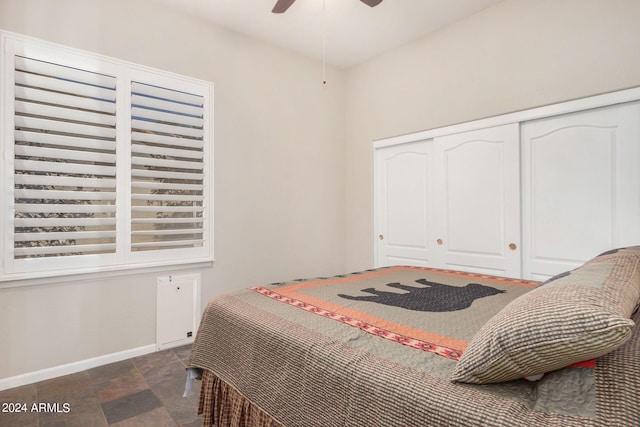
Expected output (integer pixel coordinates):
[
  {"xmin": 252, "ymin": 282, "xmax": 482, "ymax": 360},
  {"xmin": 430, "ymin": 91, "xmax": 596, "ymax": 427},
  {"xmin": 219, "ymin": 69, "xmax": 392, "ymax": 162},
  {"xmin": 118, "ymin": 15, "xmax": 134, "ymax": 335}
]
[{"xmin": 187, "ymin": 266, "xmax": 640, "ymax": 426}]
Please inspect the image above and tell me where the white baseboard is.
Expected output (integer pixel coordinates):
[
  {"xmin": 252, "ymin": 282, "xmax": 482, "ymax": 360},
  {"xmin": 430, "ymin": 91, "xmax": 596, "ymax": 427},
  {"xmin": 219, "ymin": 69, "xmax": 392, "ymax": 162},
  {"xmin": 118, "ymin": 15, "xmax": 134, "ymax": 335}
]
[
  {"xmin": 157, "ymin": 337, "xmax": 195, "ymax": 352},
  {"xmin": 0, "ymin": 344, "xmax": 157, "ymax": 392}
]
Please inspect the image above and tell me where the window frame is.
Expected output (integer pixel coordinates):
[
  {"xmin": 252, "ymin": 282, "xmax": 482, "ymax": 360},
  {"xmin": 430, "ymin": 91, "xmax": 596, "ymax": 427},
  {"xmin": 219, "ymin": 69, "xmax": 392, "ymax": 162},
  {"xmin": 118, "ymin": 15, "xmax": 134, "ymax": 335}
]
[{"xmin": 1, "ymin": 31, "xmax": 214, "ymax": 282}]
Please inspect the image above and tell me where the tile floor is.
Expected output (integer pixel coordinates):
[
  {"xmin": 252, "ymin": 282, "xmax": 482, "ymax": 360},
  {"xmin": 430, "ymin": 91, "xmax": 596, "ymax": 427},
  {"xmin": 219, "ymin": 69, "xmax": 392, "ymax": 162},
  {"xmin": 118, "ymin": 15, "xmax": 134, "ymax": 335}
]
[{"xmin": 0, "ymin": 345, "xmax": 202, "ymax": 427}]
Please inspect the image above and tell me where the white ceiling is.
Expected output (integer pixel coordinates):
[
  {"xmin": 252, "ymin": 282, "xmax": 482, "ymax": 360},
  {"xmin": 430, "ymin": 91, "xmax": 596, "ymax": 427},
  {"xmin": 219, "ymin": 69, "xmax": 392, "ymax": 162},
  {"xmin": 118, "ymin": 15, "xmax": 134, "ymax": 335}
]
[{"xmin": 149, "ymin": 0, "xmax": 504, "ymax": 68}]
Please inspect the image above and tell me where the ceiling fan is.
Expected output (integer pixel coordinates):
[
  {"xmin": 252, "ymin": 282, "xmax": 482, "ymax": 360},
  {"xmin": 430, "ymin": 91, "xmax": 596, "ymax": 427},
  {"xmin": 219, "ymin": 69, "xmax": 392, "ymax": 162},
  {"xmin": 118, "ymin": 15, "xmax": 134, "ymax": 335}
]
[{"xmin": 272, "ymin": 0, "xmax": 383, "ymax": 14}]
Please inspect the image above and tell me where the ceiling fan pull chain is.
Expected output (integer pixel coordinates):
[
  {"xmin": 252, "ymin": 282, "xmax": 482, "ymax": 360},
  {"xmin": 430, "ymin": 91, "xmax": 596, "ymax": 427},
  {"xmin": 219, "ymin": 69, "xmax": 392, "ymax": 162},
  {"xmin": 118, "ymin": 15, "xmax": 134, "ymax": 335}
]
[{"xmin": 322, "ymin": 0, "xmax": 327, "ymax": 85}]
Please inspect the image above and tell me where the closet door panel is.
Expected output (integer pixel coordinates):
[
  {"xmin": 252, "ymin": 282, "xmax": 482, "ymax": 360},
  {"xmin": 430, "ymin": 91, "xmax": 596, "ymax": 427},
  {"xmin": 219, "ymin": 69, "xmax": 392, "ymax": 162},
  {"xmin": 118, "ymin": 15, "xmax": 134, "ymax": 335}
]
[
  {"xmin": 522, "ymin": 102, "xmax": 640, "ymax": 280},
  {"xmin": 434, "ymin": 124, "xmax": 520, "ymax": 277},
  {"xmin": 374, "ymin": 141, "xmax": 433, "ymax": 267},
  {"xmin": 446, "ymin": 142, "xmax": 504, "ymax": 254}
]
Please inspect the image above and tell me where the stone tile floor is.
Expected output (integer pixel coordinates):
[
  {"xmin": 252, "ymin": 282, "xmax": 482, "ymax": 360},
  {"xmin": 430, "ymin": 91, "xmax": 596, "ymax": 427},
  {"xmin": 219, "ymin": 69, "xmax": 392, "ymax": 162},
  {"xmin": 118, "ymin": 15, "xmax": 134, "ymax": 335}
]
[{"xmin": 0, "ymin": 345, "xmax": 202, "ymax": 426}]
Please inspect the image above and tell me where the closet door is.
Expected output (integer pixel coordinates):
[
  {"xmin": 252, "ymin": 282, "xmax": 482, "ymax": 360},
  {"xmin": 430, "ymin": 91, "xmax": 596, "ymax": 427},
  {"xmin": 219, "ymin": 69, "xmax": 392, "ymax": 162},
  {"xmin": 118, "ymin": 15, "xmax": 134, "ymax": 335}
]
[
  {"xmin": 521, "ymin": 102, "xmax": 640, "ymax": 280},
  {"xmin": 374, "ymin": 140, "xmax": 434, "ymax": 267},
  {"xmin": 433, "ymin": 124, "xmax": 520, "ymax": 277}
]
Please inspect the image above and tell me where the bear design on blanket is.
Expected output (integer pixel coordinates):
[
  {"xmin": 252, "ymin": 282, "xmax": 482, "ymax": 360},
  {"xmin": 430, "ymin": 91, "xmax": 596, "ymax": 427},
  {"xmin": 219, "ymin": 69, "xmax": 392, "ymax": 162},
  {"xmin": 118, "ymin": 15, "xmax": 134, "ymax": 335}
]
[{"xmin": 338, "ymin": 279, "xmax": 505, "ymax": 312}]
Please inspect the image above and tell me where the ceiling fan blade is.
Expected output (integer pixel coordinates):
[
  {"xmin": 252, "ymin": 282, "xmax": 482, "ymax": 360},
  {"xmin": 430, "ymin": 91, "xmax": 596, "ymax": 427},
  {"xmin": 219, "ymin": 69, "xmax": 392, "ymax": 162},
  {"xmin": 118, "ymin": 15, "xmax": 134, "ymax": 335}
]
[
  {"xmin": 272, "ymin": 0, "xmax": 296, "ymax": 13},
  {"xmin": 360, "ymin": 0, "xmax": 383, "ymax": 7}
]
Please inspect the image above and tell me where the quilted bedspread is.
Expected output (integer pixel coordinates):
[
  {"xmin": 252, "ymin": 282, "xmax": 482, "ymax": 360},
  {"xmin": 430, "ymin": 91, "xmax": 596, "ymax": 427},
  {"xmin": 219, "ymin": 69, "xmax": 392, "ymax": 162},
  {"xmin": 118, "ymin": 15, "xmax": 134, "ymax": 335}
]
[{"xmin": 187, "ymin": 266, "xmax": 640, "ymax": 427}]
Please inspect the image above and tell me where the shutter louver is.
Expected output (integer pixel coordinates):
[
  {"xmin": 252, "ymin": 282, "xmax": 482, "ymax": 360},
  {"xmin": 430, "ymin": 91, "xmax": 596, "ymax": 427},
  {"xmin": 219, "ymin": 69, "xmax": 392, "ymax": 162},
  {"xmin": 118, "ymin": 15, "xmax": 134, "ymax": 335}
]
[
  {"xmin": 13, "ymin": 56, "xmax": 117, "ymax": 259},
  {"xmin": 130, "ymin": 82, "xmax": 206, "ymax": 252}
]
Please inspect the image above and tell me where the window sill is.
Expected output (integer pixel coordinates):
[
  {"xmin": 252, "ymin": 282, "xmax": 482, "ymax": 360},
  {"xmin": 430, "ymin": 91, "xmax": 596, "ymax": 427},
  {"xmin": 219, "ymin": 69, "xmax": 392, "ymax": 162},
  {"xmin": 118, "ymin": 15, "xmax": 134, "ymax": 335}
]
[{"xmin": 0, "ymin": 259, "xmax": 214, "ymax": 289}]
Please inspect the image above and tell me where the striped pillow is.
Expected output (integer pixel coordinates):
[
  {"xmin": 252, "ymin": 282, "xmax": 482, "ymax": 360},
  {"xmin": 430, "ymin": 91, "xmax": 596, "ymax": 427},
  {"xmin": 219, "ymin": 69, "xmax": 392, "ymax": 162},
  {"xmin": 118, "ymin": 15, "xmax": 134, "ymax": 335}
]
[{"xmin": 451, "ymin": 246, "xmax": 640, "ymax": 384}]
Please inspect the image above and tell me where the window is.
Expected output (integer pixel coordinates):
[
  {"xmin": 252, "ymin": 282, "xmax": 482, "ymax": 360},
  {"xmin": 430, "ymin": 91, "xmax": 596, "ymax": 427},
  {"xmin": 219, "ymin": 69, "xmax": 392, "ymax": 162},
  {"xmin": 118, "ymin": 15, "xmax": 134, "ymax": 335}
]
[{"xmin": 1, "ymin": 32, "xmax": 213, "ymax": 281}]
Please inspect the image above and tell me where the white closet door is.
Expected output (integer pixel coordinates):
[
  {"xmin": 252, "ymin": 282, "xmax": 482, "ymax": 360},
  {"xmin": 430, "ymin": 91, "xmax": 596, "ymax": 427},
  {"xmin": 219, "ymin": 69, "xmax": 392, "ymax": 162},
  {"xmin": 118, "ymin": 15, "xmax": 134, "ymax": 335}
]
[
  {"xmin": 375, "ymin": 140, "xmax": 434, "ymax": 267},
  {"xmin": 521, "ymin": 102, "xmax": 640, "ymax": 280},
  {"xmin": 433, "ymin": 124, "xmax": 520, "ymax": 277}
]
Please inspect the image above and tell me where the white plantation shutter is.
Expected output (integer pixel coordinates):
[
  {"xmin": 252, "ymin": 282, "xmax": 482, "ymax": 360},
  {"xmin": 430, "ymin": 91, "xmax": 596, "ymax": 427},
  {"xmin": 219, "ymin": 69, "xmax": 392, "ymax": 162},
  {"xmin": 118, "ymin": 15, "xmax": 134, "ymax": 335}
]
[
  {"xmin": 130, "ymin": 82, "xmax": 206, "ymax": 252},
  {"xmin": 1, "ymin": 32, "xmax": 213, "ymax": 281},
  {"xmin": 13, "ymin": 56, "xmax": 118, "ymax": 259}
]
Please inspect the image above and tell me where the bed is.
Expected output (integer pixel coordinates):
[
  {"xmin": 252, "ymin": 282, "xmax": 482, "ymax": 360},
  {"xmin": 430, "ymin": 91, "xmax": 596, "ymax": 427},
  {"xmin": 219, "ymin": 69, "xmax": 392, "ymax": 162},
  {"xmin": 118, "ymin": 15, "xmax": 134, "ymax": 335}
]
[{"xmin": 187, "ymin": 246, "xmax": 640, "ymax": 426}]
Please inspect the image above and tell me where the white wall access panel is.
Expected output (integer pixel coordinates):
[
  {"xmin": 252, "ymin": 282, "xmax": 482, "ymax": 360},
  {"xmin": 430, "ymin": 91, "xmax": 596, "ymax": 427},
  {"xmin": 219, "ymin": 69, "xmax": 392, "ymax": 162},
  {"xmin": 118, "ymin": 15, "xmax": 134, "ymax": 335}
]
[
  {"xmin": 157, "ymin": 273, "xmax": 201, "ymax": 350},
  {"xmin": 521, "ymin": 102, "xmax": 640, "ymax": 280},
  {"xmin": 433, "ymin": 124, "xmax": 521, "ymax": 277},
  {"xmin": 375, "ymin": 140, "xmax": 434, "ymax": 267}
]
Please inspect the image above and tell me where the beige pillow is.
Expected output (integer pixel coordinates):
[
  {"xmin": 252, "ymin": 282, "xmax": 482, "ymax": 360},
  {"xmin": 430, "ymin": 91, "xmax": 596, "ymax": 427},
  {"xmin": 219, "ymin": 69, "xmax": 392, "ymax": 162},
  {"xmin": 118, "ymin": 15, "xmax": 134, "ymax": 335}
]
[{"xmin": 451, "ymin": 246, "xmax": 640, "ymax": 384}]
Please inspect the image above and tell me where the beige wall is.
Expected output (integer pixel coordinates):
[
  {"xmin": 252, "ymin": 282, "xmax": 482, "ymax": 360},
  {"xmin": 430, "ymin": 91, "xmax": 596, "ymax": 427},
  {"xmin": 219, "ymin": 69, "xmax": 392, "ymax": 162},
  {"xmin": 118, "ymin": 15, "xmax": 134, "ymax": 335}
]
[
  {"xmin": 0, "ymin": 0, "xmax": 346, "ymax": 379},
  {"xmin": 344, "ymin": 0, "xmax": 640, "ymax": 271}
]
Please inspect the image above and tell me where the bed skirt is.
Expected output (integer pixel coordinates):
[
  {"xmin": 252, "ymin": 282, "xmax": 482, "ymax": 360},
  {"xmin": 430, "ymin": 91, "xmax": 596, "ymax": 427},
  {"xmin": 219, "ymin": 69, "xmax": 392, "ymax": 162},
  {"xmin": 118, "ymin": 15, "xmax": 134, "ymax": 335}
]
[{"xmin": 199, "ymin": 369, "xmax": 286, "ymax": 427}]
